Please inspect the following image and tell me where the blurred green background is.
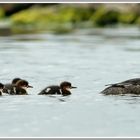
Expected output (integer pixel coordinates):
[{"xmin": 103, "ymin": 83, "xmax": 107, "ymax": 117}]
[{"xmin": 0, "ymin": 3, "xmax": 140, "ymax": 35}]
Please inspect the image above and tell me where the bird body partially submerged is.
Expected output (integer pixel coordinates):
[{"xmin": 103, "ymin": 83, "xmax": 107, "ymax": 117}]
[
  {"xmin": 101, "ymin": 78, "xmax": 140, "ymax": 95},
  {"xmin": 38, "ymin": 81, "xmax": 77, "ymax": 96},
  {"xmin": 3, "ymin": 78, "xmax": 33, "ymax": 95}
]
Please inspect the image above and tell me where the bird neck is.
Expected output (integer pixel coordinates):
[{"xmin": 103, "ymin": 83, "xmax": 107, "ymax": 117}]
[{"xmin": 61, "ymin": 88, "xmax": 71, "ymax": 96}]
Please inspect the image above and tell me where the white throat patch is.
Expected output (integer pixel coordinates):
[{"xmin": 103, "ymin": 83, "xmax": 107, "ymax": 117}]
[
  {"xmin": 66, "ymin": 88, "xmax": 71, "ymax": 91},
  {"xmin": 22, "ymin": 87, "xmax": 27, "ymax": 90}
]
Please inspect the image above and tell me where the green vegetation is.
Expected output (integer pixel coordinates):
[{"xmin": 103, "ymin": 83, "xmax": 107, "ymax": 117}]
[
  {"xmin": 0, "ymin": 7, "xmax": 5, "ymax": 19},
  {"xmin": 118, "ymin": 12, "xmax": 138, "ymax": 24},
  {"xmin": 10, "ymin": 5, "xmax": 96, "ymax": 33},
  {"xmin": 90, "ymin": 7, "xmax": 120, "ymax": 26},
  {"xmin": 1, "ymin": 4, "xmax": 140, "ymax": 34},
  {"xmin": 136, "ymin": 17, "xmax": 140, "ymax": 25}
]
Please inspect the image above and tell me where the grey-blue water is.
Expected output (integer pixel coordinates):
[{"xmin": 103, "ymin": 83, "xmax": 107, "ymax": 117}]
[{"xmin": 0, "ymin": 27, "xmax": 140, "ymax": 137}]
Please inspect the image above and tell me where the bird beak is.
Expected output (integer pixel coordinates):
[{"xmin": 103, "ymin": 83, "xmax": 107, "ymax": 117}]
[
  {"xmin": 70, "ymin": 86, "xmax": 77, "ymax": 89},
  {"xmin": 27, "ymin": 85, "xmax": 33, "ymax": 88}
]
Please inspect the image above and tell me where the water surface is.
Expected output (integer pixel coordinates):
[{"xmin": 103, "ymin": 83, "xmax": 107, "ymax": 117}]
[{"xmin": 0, "ymin": 27, "xmax": 140, "ymax": 137}]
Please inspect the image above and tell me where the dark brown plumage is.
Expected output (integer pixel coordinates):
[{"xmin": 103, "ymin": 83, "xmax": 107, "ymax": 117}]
[
  {"xmin": 0, "ymin": 83, "xmax": 4, "ymax": 96},
  {"xmin": 3, "ymin": 79, "xmax": 33, "ymax": 95},
  {"xmin": 38, "ymin": 81, "xmax": 77, "ymax": 96},
  {"xmin": 3, "ymin": 78, "xmax": 21, "ymax": 94},
  {"xmin": 101, "ymin": 78, "xmax": 140, "ymax": 95}
]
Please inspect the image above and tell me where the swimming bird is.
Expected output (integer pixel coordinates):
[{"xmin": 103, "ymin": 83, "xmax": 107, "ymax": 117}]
[
  {"xmin": 13, "ymin": 79, "xmax": 33, "ymax": 95},
  {"xmin": 101, "ymin": 78, "xmax": 140, "ymax": 95},
  {"xmin": 0, "ymin": 83, "xmax": 4, "ymax": 96},
  {"xmin": 38, "ymin": 81, "xmax": 77, "ymax": 96},
  {"xmin": 4, "ymin": 79, "xmax": 33, "ymax": 95},
  {"xmin": 3, "ymin": 78, "xmax": 21, "ymax": 94}
]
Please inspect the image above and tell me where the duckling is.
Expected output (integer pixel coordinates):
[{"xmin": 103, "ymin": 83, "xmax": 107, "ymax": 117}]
[
  {"xmin": 3, "ymin": 78, "xmax": 21, "ymax": 94},
  {"xmin": 0, "ymin": 83, "xmax": 4, "ymax": 96},
  {"xmin": 38, "ymin": 81, "xmax": 77, "ymax": 96},
  {"xmin": 14, "ymin": 80, "xmax": 33, "ymax": 95},
  {"xmin": 7, "ymin": 79, "xmax": 33, "ymax": 95}
]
